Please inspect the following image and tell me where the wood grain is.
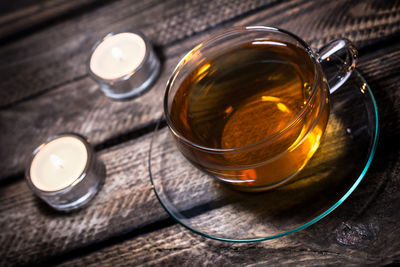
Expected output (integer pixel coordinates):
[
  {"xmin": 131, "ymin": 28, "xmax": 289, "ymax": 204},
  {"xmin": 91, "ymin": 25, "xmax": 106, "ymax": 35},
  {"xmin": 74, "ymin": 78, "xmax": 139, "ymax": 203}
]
[
  {"xmin": 1, "ymin": 0, "xmax": 399, "ymax": 107},
  {"xmin": 0, "ymin": 44, "xmax": 399, "ymax": 265},
  {"xmin": 0, "ymin": 0, "xmax": 110, "ymax": 45},
  {"xmin": 56, "ymin": 205, "xmax": 400, "ymax": 267},
  {"xmin": 0, "ymin": 133, "xmax": 167, "ymax": 266},
  {"xmin": 1, "ymin": 0, "xmax": 400, "ymax": 266},
  {"xmin": 1, "ymin": 0, "xmax": 400, "ymax": 180},
  {"xmin": 0, "ymin": 0, "xmax": 280, "ymax": 107}
]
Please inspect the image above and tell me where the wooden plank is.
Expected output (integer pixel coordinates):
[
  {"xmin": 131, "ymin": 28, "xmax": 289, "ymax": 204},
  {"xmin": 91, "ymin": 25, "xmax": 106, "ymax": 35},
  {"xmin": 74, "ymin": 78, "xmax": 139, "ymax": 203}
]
[
  {"xmin": 0, "ymin": 133, "xmax": 168, "ymax": 266},
  {"xmin": 0, "ymin": 45, "xmax": 399, "ymax": 265},
  {"xmin": 0, "ymin": 0, "xmax": 105, "ymax": 43},
  {"xmin": 1, "ymin": 0, "xmax": 399, "ymax": 106},
  {"xmin": 56, "ymin": 203, "xmax": 400, "ymax": 267},
  {"xmin": 0, "ymin": 0, "xmax": 281, "ymax": 107},
  {"xmin": 0, "ymin": 0, "xmax": 46, "ymax": 17},
  {"xmin": 1, "ymin": 0, "xmax": 400, "ymax": 180}
]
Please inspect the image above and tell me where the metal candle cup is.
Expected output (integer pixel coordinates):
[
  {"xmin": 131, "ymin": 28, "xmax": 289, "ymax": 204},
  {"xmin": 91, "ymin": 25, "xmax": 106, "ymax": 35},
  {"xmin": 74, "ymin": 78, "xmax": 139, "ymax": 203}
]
[
  {"xmin": 88, "ymin": 31, "xmax": 160, "ymax": 100},
  {"xmin": 25, "ymin": 133, "xmax": 105, "ymax": 211}
]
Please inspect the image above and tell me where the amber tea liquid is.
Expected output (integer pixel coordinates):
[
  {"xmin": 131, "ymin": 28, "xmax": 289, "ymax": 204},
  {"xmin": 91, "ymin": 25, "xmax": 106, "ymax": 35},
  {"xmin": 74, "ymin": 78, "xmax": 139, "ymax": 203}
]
[{"xmin": 169, "ymin": 41, "xmax": 329, "ymax": 191}]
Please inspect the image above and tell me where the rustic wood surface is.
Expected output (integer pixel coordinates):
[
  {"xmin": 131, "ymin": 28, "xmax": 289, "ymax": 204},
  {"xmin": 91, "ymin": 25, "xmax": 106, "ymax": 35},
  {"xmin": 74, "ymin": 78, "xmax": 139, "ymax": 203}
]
[
  {"xmin": 0, "ymin": 0, "xmax": 399, "ymax": 266},
  {"xmin": 1, "ymin": 0, "xmax": 400, "ymax": 180}
]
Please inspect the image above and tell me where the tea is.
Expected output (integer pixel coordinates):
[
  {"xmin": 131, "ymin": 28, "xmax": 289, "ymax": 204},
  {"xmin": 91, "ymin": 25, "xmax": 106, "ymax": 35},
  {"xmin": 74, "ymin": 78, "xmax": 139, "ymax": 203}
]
[{"xmin": 169, "ymin": 41, "xmax": 329, "ymax": 190}]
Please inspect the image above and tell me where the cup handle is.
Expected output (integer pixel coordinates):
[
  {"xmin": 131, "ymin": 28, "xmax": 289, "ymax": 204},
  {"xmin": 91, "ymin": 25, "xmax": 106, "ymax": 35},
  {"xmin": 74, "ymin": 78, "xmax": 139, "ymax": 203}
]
[{"xmin": 316, "ymin": 38, "xmax": 358, "ymax": 93}]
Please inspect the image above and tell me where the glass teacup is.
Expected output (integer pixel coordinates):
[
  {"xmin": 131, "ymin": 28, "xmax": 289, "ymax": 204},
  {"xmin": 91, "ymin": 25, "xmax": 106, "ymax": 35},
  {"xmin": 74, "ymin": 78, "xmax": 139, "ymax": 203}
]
[{"xmin": 164, "ymin": 26, "xmax": 357, "ymax": 191}]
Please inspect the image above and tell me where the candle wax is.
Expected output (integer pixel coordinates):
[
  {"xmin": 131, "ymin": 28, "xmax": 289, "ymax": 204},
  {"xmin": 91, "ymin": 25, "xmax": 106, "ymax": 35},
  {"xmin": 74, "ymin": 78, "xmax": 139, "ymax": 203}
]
[
  {"xmin": 30, "ymin": 136, "xmax": 88, "ymax": 191},
  {"xmin": 89, "ymin": 32, "xmax": 146, "ymax": 80}
]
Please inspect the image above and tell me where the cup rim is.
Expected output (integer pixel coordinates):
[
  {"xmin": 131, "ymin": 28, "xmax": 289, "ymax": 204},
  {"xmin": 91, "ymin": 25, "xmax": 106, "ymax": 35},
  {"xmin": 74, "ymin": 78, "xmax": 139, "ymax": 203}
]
[{"xmin": 164, "ymin": 26, "xmax": 321, "ymax": 153}]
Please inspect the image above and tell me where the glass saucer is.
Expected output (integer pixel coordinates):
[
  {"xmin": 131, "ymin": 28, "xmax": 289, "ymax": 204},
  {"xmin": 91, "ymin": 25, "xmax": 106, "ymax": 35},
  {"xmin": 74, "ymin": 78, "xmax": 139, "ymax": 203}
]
[{"xmin": 149, "ymin": 69, "xmax": 379, "ymax": 242}]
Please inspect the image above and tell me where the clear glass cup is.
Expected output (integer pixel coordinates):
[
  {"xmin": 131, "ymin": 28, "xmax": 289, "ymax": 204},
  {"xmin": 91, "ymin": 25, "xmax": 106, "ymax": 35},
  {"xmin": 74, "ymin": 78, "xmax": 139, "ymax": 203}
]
[{"xmin": 164, "ymin": 26, "xmax": 357, "ymax": 191}]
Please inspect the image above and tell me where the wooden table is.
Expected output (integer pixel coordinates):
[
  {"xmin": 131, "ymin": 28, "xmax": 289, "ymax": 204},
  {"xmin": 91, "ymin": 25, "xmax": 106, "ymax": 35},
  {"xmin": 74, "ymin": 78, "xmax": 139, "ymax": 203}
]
[{"xmin": 1, "ymin": 0, "xmax": 399, "ymax": 265}]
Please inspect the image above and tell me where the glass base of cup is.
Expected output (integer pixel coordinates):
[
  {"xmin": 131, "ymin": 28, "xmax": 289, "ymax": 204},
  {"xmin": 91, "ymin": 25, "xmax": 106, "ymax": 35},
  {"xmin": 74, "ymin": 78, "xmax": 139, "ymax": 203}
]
[{"xmin": 213, "ymin": 167, "xmax": 303, "ymax": 192}]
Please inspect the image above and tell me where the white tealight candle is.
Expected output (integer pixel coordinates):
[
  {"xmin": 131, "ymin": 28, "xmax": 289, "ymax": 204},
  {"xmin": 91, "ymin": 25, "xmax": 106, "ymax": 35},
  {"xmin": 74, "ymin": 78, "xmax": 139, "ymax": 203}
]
[
  {"xmin": 88, "ymin": 31, "xmax": 160, "ymax": 100},
  {"xmin": 30, "ymin": 136, "xmax": 88, "ymax": 191},
  {"xmin": 26, "ymin": 134, "xmax": 105, "ymax": 211},
  {"xmin": 89, "ymin": 32, "xmax": 146, "ymax": 80}
]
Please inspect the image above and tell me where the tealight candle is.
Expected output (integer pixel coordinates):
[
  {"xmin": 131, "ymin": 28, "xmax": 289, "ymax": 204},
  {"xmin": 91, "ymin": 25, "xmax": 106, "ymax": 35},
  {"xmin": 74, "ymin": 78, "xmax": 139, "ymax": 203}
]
[
  {"xmin": 88, "ymin": 31, "xmax": 160, "ymax": 100},
  {"xmin": 26, "ymin": 133, "xmax": 105, "ymax": 211}
]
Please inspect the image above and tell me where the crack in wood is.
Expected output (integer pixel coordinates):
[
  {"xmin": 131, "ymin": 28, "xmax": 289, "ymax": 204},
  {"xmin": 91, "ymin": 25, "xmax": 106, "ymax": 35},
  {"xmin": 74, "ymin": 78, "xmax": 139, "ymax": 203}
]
[
  {"xmin": 0, "ymin": 74, "xmax": 88, "ymax": 110},
  {"xmin": 94, "ymin": 119, "xmax": 167, "ymax": 152}
]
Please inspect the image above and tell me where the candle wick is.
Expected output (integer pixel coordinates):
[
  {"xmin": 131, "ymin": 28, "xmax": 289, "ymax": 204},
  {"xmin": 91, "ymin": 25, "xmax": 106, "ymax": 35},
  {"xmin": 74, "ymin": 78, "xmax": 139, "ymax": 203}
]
[
  {"xmin": 50, "ymin": 154, "xmax": 64, "ymax": 169},
  {"xmin": 111, "ymin": 47, "xmax": 124, "ymax": 61}
]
